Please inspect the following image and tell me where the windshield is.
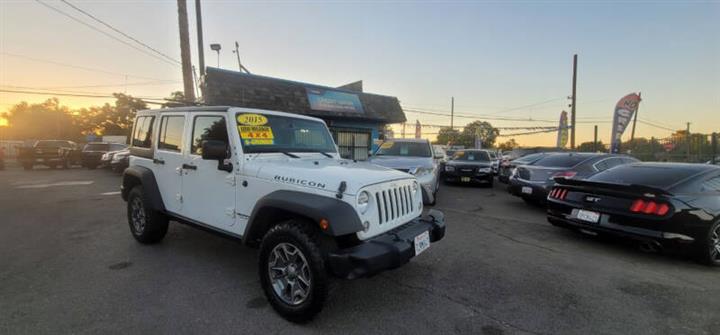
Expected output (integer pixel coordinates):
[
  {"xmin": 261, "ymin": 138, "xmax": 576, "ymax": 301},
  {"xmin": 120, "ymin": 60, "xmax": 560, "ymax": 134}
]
[
  {"xmin": 514, "ymin": 153, "xmax": 545, "ymax": 165},
  {"xmin": 236, "ymin": 113, "xmax": 336, "ymax": 154},
  {"xmin": 452, "ymin": 150, "xmax": 490, "ymax": 161},
  {"xmin": 534, "ymin": 154, "xmax": 594, "ymax": 168},
  {"xmin": 375, "ymin": 141, "xmax": 432, "ymax": 157},
  {"xmin": 83, "ymin": 143, "xmax": 110, "ymax": 151}
]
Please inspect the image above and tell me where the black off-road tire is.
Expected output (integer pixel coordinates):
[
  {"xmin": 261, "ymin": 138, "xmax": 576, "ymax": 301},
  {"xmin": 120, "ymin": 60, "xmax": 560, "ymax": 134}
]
[
  {"xmin": 127, "ymin": 185, "xmax": 168, "ymax": 244},
  {"xmin": 259, "ymin": 221, "xmax": 327, "ymax": 323},
  {"xmin": 698, "ymin": 221, "xmax": 720, "ymax": 266},
  {"xmin": 60, "ymin": 159, "xmax": 69, "ymax": 169}
]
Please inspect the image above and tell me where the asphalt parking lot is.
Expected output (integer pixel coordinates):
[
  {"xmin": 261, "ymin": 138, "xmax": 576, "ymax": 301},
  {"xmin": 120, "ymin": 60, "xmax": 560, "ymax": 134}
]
[{"xmin": 1, "ymin": 166, "xmax": 719, "ymax": 335}]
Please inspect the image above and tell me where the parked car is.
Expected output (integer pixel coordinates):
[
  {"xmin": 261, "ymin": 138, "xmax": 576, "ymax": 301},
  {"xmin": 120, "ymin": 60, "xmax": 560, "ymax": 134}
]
[
  {"xmin": 547, "ymin": 163, "xmax": 720, "ymax": 266},
  {"xmin": 121, "ymin": 107, "xmax": 446, "ymax": 321},
  {"xmin": 498, "ymin": 152, "xmax": 551, "ymax": 184},
  {"xmin": 508, "ymin": 153, "xmax": 639, "ymax": 204},
  {"xmin": 17, "ymin": 140, "xmax": 82, "ymax": 170},
  {"xmin": 487, "ymin": 150, "xmax": 500, "ymax": 175},
  {"xmin": 82, "ymin": 142, "xmax": 127, "ymax": 169},
  {"xmin": 110, "ymin": 148, "xmax": 130, "ymax": 172},
  {"xmin": 0, "ymin": 146, "xmax": 5, "ymax": 170},
  {"xmin": 443, "ymin": 149, "xmax": 494, "ymax": 186},
  {"xmin": 706, "ymin": 157, "xmax": 720, "ymax": 165},
  {"xmin": 370, "ymin": 138, "xmax": 442, "ymax": 205}
]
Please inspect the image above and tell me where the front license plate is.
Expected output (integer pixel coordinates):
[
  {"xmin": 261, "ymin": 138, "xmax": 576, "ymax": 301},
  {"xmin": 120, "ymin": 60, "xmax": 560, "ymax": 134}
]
[
  {"xmin": 521, "ymin": 186, "xmax": 532, "ymax": 194},
  {"xmin": 461, "ymin": 177, "xmax": 471, "ymax": 182},
  {"xmin": 576, "ymin": 209, "xmax": 600, "ymax": 223},
  {"xmin": 414, "ymin": 231, "xmax": 430, "ymax": 256}
]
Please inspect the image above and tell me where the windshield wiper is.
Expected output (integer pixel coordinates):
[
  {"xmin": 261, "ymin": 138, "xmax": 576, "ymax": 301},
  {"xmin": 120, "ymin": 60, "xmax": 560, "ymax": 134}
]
[
  {"xmin": 281, "ymin": 151, "xmax": 300, "ymax": 158},
  {"xmin": 317, "ymin": 151, "xmax": 332, "ymax": 158}
]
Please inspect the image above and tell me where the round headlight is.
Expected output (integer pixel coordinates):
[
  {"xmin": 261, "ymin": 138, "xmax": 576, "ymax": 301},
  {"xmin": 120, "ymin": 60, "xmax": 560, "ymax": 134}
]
[
  {"xmin": 412, "ymin": 181, "xmax": 419, "ymax": 193},
  {"xmin": 357, "ymin": 191, "xmax": 370, "ymax": 214}
]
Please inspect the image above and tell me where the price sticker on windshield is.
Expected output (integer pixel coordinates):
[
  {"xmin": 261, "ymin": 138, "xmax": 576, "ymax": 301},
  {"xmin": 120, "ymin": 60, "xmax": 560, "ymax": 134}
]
[
  {"xmin": 237, "ymin": 113, "xmax": 268, "ymax": 126},
  {"xmin": 380, "ymin": 141, "xmax": 394, "ymax": 149},
  {"xmin": 238, "ymin": 125, "xmax": 274, "ymax": 145}
]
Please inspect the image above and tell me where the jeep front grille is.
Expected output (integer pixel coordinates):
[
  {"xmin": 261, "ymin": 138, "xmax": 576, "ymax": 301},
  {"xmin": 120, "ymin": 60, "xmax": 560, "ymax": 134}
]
[{"xmin": 375, "ymin": 185, "xmax": 414, "ymax": 224}]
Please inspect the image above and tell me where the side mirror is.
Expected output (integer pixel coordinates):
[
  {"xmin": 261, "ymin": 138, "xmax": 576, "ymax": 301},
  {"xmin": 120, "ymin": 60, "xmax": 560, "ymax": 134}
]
[
  {"xmin": 201, "ymin": 140, "xmax": 233, "ymax": 172},
  {"xmin": 201, "ymin": 140, "xmax": 228, "ymax": 160}
]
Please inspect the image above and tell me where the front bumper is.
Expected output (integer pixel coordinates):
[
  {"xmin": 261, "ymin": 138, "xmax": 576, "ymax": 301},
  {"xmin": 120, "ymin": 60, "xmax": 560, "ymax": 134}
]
[
  {"xmin": 327, "ymin": 209, "xmax": 446, "ymax": 279},
  {"xmin": 444, "ymin": 171, "xmax": 493, "ymax": 184}
]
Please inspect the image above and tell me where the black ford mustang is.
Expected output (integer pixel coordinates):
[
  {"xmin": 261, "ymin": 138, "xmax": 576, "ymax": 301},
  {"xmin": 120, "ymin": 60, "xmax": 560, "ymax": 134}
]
[{"xmin": 547, "ymin": 163, "xmax": 720, "ymax": 266}]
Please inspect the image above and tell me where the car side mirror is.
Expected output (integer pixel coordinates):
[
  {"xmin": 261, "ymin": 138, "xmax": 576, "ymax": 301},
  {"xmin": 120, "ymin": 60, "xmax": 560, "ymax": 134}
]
[{"xmin": 201, "ymin": 140, "xmax": 233, "ymax": 172}]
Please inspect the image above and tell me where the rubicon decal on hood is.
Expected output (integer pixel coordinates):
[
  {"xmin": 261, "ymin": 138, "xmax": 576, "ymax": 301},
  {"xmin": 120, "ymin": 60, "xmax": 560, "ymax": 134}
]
[{"xmin": 274, "ymin": 175, "xmax": 327, "ymax": 189}]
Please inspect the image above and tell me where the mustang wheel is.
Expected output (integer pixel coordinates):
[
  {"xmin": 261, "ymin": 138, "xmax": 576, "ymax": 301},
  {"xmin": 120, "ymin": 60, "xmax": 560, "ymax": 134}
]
[
  {"xmin": 127, "ymin": 185, "xmax": 168, "ymax": 244},
  {"xmin": 701, "ymin": 221, "xmax": 720, "ymax": 266},
  {"xmin": 259, "ymin": 221, "xmax": 327, "ymax": 323}
]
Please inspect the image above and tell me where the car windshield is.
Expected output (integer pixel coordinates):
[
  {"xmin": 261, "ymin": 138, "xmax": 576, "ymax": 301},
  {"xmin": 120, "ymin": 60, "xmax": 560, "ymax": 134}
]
[
  {"xmin": 514, "ymin": 153, "xmax": 545, "ymax": 165},
  {"xmin": 375, "ymin": 141, "xmax": 432, "ymax": 157},
  {"xmin": 236, "ymin": 113, "xmax": 336, "ymax": 154},
  {"xmin": 589, "ymin": 164, "xmax": 708, "ymax": 189},
  {"xmin": 534, "ymin": 154, "xmax": 593, "ymax": 168},
  {"xmin": 83, "ymin": 143, "xmax": 110, "ymax": 151},
  {"xmin": 452, "ymin": 150, "xmax": 490, "ymax": 161}
]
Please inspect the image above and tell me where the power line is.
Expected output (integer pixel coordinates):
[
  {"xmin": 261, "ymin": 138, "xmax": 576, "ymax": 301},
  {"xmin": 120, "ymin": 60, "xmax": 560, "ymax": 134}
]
[
  {"xmin": 497, "ymin": 128, "xmax": 560, "ymax": 137},
  {"xmin": 637, "ymin": 119, "xmax": 677, "ymax": 132},
  {"xmin": 403, "ymin": 108, "xmax": 558, "ymax": 123},
  {"xmin": 0, "ymin": 88, "xmax": 170, "ymax": 105},
  {"xmin": 59, "ymin": 0, "xmax": 180, "ymax": 65},
  {"xmin": 33, "ymin": 0, "xmax": 179, "ymax": 68},
  {"xmin": 0, "ymin": 52, "xmax": 179, "ymax": 81},
  {"xmin": 37, "ymin": 80, "xmax": 180, "ymax": 90}
]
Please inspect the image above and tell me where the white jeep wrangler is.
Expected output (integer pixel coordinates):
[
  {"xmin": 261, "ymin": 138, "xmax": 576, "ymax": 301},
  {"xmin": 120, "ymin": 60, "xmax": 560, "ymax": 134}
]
[{"xmin": 121, "ymin": 106, "xmax": 445, "ymax": 322}]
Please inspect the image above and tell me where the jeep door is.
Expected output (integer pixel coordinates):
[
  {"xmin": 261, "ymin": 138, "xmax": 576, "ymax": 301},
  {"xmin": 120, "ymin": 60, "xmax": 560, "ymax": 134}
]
[
  {"xmin": 154, "ymin": 113, "xmax": 188, "ymax": 213},
  {"xmin": 180, "ymin": 113, "xmax": 236, "ymax": 230}
]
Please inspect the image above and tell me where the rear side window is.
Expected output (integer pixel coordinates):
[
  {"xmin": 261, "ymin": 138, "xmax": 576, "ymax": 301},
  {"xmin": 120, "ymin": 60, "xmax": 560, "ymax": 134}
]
[
  {"xmin": 589, "ymin": 165, "xmax": 703, "ymax": 189},
  {"xmin": 83, "ymin": 143, "xmax": 109, "ymax": 151},
  {"xmin": 534, "ymin": 154, "xmax": 593, "ymax": 168},
  {"xmin": 158, "ymin": 115, "xmax": 185, "ymax": 152},
  {"xmin": 132, "ymin": 116, "xmax": 155, "ymax": 148},
  {"xmin": 110, "ymin": 143, "xmax": 127, "ymax": 151},
  {"xmin": 594, "ymin": 157, "xmax": 624, "ymax": 171},
  {"xmin": 701, "ymin": 176, "xmax": 720, "ymax": 192},
  {"xmin": 191, "ymin": 116, "xmax": 228, "ymax": 155}
]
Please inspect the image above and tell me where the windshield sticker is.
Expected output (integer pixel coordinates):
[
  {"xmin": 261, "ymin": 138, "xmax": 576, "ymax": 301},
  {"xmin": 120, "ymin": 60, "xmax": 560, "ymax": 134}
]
[
  {"xmin": 237, "ymin": 113, "xmax": 268, "ymax": 126},
  {"xmin": 238, "ymin": 125, "xmax": 274, "ymax": 145},
  {"xmin": 380, "ymin": 141, "xmax": 394, "ymax": 149}
]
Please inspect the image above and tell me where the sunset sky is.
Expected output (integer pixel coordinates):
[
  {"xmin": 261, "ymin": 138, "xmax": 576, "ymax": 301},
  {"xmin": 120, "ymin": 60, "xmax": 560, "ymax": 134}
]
[{"xmin": 1, "ymin": 0, "xmax": 718, "ymax": 146}]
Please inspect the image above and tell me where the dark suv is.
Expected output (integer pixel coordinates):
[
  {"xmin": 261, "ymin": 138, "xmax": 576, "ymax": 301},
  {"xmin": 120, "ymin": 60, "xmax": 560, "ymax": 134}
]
[{"xmin": 82, "ymin": 142, "xmax": 127, "ymax": 169}]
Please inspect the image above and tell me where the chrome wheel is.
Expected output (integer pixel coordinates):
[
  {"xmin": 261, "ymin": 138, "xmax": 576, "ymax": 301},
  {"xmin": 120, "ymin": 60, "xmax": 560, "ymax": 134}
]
[
  {"xmin": 268, "ymin": 242, "xmax": 312, "ymax": 306},
  {"xmin": 711, "ymin": 225, "xmax": 720, "ymax": 261},
  {"xmin": 130, "ymin": 196, "xmax": 146, "ymax": 235}
]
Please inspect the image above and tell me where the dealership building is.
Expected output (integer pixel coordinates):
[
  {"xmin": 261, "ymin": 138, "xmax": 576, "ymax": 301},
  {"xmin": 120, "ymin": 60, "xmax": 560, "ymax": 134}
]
[{"xmin": 202, "ymin": 68, "xmax": 405, "ymax": 160}]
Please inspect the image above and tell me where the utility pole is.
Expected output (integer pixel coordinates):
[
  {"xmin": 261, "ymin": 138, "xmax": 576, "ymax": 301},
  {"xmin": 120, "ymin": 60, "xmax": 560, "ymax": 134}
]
[
  {"xmin": 177, "ymin": 0, "xmax": 195, "ymax": 102},
  {"xmin": 570, "ymin": 54, "xmax": 578, "ymax": 150},
  {"xmin": 450, "ymin": 97, "xmax": 454, "ymax": 130},
  {"xmin": 712, "ymin": 132, "xmax": 718, "ymax": 164},
  {"xmin": 195, "ymin": 0, "xmax": 205, "ymax": 77},
  {"xmin": 233, "ymin": 41, "xmax": 251, "ymax": 74},
  {"xmin": 401, "ymin": 123, "xmax": 406, "ymax": 138},
  {"xmin": 686, "ymin": 122, "xmax": 691, "ymax": 162},
  {"xmin": 593, "ymin": 125, "xmax": 598, "ymax": 152}
]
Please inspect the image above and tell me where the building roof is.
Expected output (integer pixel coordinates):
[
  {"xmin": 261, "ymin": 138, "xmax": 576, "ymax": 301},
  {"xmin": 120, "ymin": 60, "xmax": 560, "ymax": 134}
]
[{"xmin": 201, "ymin": 68, "xmax": 406, "ymax": 124}]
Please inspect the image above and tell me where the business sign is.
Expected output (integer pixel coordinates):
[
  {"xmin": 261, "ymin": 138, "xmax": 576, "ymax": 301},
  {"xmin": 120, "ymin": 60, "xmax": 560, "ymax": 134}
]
[
  {"xmin": 556, "ymin": 111, "xmax": 569, "ymax": 148},
  {"xmin": 306, "ymin": 88, "xmax": 364, "ymax": 113},
  {"xmin": 610, "ymin": 93, "xmax": 642, "ymax": 153}
]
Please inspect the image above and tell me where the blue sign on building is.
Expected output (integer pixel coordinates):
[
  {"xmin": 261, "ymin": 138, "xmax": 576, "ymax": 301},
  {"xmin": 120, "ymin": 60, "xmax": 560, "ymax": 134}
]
[{"xmin": 306, "ymin": 88, "xmax": 364, "ymax": 114}]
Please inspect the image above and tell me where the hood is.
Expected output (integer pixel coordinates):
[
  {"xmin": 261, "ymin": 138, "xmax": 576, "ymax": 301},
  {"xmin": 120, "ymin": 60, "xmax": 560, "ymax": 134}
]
[
  {"xmin": 446, "ymin": 160, "xmax": 492, "ymax": 167},
  {"xmin": 247, "ymin": 154, "xmax": 414, "ymax": 195},
  {"xmin": 369, "ymin": 155, "xmax": 434, "ymax": 170}
]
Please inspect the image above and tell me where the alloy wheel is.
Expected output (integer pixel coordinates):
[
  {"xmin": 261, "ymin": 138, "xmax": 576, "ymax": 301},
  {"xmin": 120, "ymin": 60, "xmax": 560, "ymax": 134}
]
[
  {"xmin": 711, "ymin": 225, "xmax": 720, "ymax": 261},
  {"xmin": 268, "ymin": 242, "xmax": 312, "ymax": 306},
  {"xmin": 130, "ymin": 197, "xmax": 146, "ymax": 235}
]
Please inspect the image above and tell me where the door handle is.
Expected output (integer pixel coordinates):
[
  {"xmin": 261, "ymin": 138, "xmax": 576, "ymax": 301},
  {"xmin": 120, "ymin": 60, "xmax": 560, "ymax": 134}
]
[
  {"xmin": 182, "ymin": 163, "xmax": 197, "ymax": 170},
  {"xmin": 153, "ymin": 158, "xmax": 165, "ymax": 165}
]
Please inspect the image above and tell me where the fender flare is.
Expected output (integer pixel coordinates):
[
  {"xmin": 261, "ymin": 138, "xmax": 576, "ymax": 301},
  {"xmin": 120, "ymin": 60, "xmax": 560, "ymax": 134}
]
[
  {"xmin": 243, "ymin": 190, "xmax": 363, "ymax": 244},
  {"xmin": 121, "ymin": 165, "xmax": 165, "ymax": 211}
]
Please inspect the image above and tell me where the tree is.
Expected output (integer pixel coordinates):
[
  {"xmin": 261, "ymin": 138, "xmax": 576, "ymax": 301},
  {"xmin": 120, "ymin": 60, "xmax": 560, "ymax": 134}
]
[
  {"xmin": 434, "ymin": 127, "xmax": 460, "ymax": 146},
  {"xmin": 163, "ymin": 91, "xmax": 188, "ymax": 108},
  {"xmin": 498, "ymin": 138, "xmax": 519, "ymax": 151},
  {"xmin": 577, "ymin": 141, "xmax": 606, "ymax": 153},
  {"xmin": 459, "ymin": 121, "xmax": 499, "ymax": 148},
  {"xmin": 2, "ymin": 99, "xmax": 82, "ymax": 141}
]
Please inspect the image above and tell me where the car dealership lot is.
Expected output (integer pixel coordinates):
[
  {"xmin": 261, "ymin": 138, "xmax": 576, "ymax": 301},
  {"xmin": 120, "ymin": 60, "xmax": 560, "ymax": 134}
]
[{"xmin": 1, "ymin": 167, "xmax": 719, "ymax": 334}]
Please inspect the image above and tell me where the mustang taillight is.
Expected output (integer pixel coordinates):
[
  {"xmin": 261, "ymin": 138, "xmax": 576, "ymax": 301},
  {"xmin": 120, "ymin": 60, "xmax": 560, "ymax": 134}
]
[
  {"xmin": 630, "ymin": 199, "xmax": 670, "ymax": 216},
  {"xmin": 549, "ymin": 187, "xmax": 569, "ymax": 200}
]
